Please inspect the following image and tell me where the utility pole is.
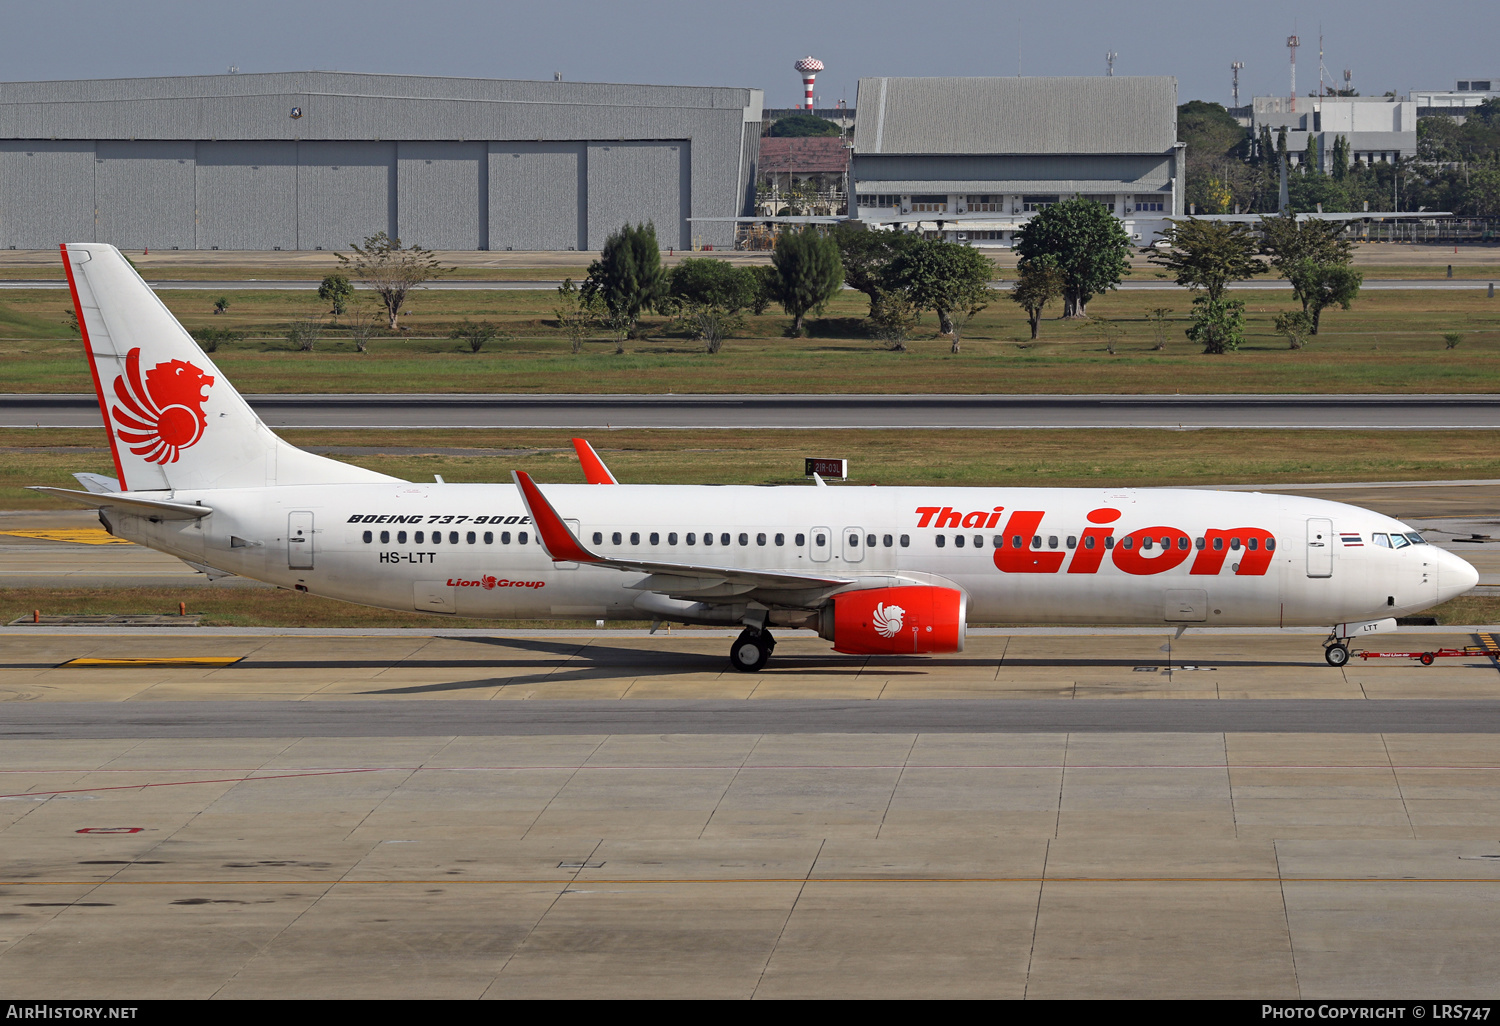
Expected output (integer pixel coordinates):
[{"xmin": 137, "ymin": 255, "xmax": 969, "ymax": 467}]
[
  {"xmin": 1231, "ymin": 61, "xmax": 1244, "ymax": 107},
  {"xmin": 1287, "ymin": 35, "xmax": 1300, "ymax": 112},
  {"xmin": 1106, "ymin": 51, "xmax": 1117, "ymax": 77}
]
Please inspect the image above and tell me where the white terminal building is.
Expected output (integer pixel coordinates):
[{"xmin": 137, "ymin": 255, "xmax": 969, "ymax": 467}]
[
  {"xmin": 850, "ymin": 76, "xmax": 1183, "ymax": 247},
  {"xmin": 1251, "ymin": 95, "xmax": 1417, "ymax": 170}
]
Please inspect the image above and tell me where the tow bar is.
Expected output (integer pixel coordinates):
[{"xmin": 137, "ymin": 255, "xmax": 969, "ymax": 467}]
[{"xmin": 1353, "ymin": 632, "xmax": 1500, "ymax": 666}]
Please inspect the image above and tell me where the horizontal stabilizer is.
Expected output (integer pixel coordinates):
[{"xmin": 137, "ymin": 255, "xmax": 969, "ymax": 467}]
[
  {"xmin": 28, "ymin": 486, "xmax": 213, "ymax": 520},
  {"xmin": 73, "ymin": 472, "xmax": 121, "ymax": 494}
]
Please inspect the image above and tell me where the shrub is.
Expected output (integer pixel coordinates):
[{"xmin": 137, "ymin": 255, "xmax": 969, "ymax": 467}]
[
  {"xmin": 190, "ymin": 328, "xmax": 245, "ymax": 353},
  {"xmin": 1444, "ymin": 332, "xmax": 1464, "ymax": 349},
  {"xmin": 449, "ymin": 320, "xmax": 506, "ymax": 353}
]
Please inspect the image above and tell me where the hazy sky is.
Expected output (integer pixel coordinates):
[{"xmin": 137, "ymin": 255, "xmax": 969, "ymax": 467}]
[{"xmin": 3, "ymin": 0, "xmax": 1494, "ymax": 108}]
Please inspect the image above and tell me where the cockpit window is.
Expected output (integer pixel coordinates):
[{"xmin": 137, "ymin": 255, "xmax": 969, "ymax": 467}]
[
  {"xmin": 1390, "ymin": 533, "xmax": 1410, "ymax": 549},
  {"xmin": 1372, "ymin": 533, "xmax": 1390, "ymax": 548},
  {"xmin": 1405, "ymin": 533, "xmax": 1426, "ymax": 545}
]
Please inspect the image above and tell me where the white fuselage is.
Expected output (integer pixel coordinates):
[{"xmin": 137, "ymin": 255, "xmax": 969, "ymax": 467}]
[{"xmin": 107, "ymin": 481, "xmax": 1477, "ymax": 628}]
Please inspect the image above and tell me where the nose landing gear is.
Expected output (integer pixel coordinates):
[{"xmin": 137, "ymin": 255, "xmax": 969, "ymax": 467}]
[
  {"xmin": 1324, "ymin": 640, "xmax": 1351, "ymax": 667},
  {"xmin": 729, "ymin": 628, "xmax": 775, "ymax": 673}
]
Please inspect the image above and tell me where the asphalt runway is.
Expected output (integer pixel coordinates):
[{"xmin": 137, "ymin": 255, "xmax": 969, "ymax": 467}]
[
  {"xmin": 4, "ymin": 627, "xmax": 1500, "ymax": 997},
  {"xmin": 7, "ymin": 698, "xmax": 1500, "ymax": 738},
  {"xmin": 8, "ymin": 392, "xmax": 1500, "ymax": 430},
  {"xmin": 0, "ymin": 278, "xmax": 1495, "ymax": 292}
]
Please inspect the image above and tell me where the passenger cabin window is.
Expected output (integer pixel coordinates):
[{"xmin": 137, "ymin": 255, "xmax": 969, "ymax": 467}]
[
  {"xmin": 518, "ymin": 532, "xmax": 528, "ymax": 544},
  {"xmin": 649, "ymin": 533, "xmax": 659, "ymax": 545},
  {"xmin": 667, "ymin": 532, "xmax": 677, "ymax": 545},
  {"xmin": 415, "ymin": 531, "xmax": 425, "ymax": 543},
  {"xmin": 501, "ymin": 532, "xmax": 511, "ymax": 544},
  {"xmin": 899, "ymin": 535, "xmax": 910, "ymax": 547},
  {"xmin": 362, "ymin": 530, "xmax": 372, "ymax": 543},
  {"xmin": 593, "ymin": 532, "xmax": 603, "ymax": 544},
  {"xmin": 936, "ymin": 535, "xmax": 946, "ymax": 548},
  {"xmin": 775, "ymin": 533, "xmax": 784, "ymax": 546},
  {"xmin": 612, "ymin": 532, "xmax": 622, "ymax": 545},
  {"xmin": 796, "ymin": 533, "xmax": 806, "ymax": 546},
  {"xmin": 813, "ymin": 533, "xmax": 824, "ymax": 547},
  {"xmin": 398, "ymin": 531, "xmax": 407, "ymax": 544},
  {"xmin": 954, "ymin": 535, "xmax": 964, "ymax": 548},
  {"xmin": 467, "ymin": 531, "xmax": 476, "ymax": 544}
]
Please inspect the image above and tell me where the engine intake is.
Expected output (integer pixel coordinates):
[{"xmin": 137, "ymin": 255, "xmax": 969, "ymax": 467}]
[{"xmin": 821, "ymin": 585, "xmax": 967, "ymax": 655}]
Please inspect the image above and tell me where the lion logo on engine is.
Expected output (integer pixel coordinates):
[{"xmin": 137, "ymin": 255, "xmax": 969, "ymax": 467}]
[
  {"xmin": 872, "ymin": 603, "xmax": 906, "ymax": 638},
  {"xmin": 109, "ymin": 347, "xmax": 215, "ymax": 465}
]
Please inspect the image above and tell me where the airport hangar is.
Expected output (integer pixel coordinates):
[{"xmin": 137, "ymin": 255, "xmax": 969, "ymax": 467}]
[
  {"xmin": 851, "ymin": 76, "xmax": 1185, "ymax": 247},
  {"xmin": 0, "ymin": 72, "xmax": 764, "ymax": 253}
]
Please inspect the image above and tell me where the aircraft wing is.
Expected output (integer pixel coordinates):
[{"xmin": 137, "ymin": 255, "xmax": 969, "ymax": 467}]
[{"xmin": 512, "ymin": 471, "xmax": 852, "ymax": 596}]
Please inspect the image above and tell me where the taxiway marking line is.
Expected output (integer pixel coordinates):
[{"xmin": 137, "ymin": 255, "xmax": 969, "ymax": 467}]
[
  {"xmin": 3, "ymin": 877, "xmax": 1500, "ymax": 886},
  {"xmin": 0, "ymin": 767, "xmax": 384, "ymax": 800},
  {"xmin": 59, "ymin": 657, "xmax": 245, "ymax": 667}
]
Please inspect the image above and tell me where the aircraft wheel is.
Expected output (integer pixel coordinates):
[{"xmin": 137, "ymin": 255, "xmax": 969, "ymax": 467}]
[
  {"xmin": 729, "ymin": 630, "xmax": 772, "ymax": 673},
  {"xmin": 1325, "ymin": 643, "xmax": 1350, "ymax": 667},
  {"xmin": 1419, "ymin": 652, "xmax": 1435, "ymax": 666}
]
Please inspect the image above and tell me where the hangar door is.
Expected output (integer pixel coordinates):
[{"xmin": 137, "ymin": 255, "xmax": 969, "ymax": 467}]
[
  {"xmin": 0, "ymin": 142, "xmax": 95, "ymax": 249},
  {"xmin": 489, "ymin": 142, "xmax": 585, "ymax": 252},
  {"xmin": 397, "ymin": 141, "xmax": 486, "ymax": 251},
  {"xmin": 586, "ymin": 141, "xmax": 689, "ymax": 251},
  {"xmin": 95, "ymin": 141, "xmax": 196, "ymax": 251},
  {"xmin": 196, "ymin": 141, "xmax": 298, "ymax": 251}
]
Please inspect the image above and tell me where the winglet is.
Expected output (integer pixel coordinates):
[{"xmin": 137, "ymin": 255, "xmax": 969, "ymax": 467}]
[
  {"xmin": 571, "ymin": 438, "xmax": 619, "ymax": 484},
  {"xmin": 511, "ymin": 472, "xmax": 599, "ymax": 564}
]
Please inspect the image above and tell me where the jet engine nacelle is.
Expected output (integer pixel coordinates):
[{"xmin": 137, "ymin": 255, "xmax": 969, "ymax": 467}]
[{"xmin": 821, "ymin": 585, "xmax": 967, "ymax": 655}]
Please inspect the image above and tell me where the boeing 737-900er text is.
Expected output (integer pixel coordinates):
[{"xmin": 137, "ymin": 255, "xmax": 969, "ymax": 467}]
[{"xmin": 37, "ymin": 244, "xmax": 1479, "ymax": 671}]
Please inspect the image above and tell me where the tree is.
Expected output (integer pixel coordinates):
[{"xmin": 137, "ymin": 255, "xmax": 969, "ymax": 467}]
[
  {"xmin": 1273, "ymin": 310, "xmax": 1312, "ymax": 349},
  {"xmin": 1178, "ymin": 101, "xmax": 1251, "ymax": 213},
  {"xmin": 1147, "ymin": 219, "xmax": 1266, "ymax": 303},
  {"xmin": 748, "ymin": 265, "xmax": 779, "ymax": 315},
  {"xmin": 449, "ymin": 320, "xmax": 505, "ymax": 353},
  {"xmin": 767, "ymin": 113, "xmax": 841, "ymax": 138},
  {"xmin": 886, "ymin": 239, "xmax": 994, "ymax": 349},
  {"xmin": 212, "ymin": 296, "xmax": 230, "ymax": 315},
  {"xmin": 582, "ymin": 222, "xmax": 667, "ymax": 337},
  {"xmin": 1259, "ymin": 215, "xmax": 1356, "ymax": 324},
  {"xmin": 1184, "ymin": 296, "xmax": 1247, "ymax": 355},
  {"xmin": 337, "ymin": 232, "xmax": 447, "ymax": 330},
  {"xmin": 1330, "ymin": 135, "xmax": 1350, "ymax": 180},
  {"xmin": 318, "ymin": 274, "xmax": 354, "ymax": 319},
  {"xmin": 1013, "ymin": 197, "xmax": 1132, "ymax": 317},
  {"xmin": 667, "ymin": 258, "xmax": 757, "ymax": 354},
  {"xmin": 344, "ymin": 308, "xmax": 377, "ymax": 353},
  {"xmin": 830, "ymin": 222, "xmax": 921, "ymax": 318},
  {"xmin": 868, "ymin": 289, "xmax": 919, "ymax": 352},
  {"xmin": 1284, "ymin": 260, "xmax": 1362, "ymax": 334},
  {"xmin": 1008, "ymin": 260, "xmax": 1066, "ymax": 340},
  {"xmin": 770, "ymin": 226, "xmax": 843, "ymax": 335},
  {"xmin": 1302, "ymin": 134, "xmax": 1321, "ymax": 174},
  {"xmin": 554, "ymin": 278, "xmax": 601, "ymax": 354}
]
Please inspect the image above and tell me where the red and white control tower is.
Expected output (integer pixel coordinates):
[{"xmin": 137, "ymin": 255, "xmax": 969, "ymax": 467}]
[{"xmin": 794, "ymin": 56, "xmax": 824, "ymax": 110}]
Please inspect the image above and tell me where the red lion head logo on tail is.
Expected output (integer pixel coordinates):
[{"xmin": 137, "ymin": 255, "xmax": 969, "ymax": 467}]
[{"xmin": 109, "ymin": 348, "xmax": 215, "ymax": 465}]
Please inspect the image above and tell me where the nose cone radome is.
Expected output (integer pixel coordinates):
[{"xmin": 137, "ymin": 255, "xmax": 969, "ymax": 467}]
[{"xmin": 1438, "ymin": 548, "xmax": 1481, "ymax": 601}]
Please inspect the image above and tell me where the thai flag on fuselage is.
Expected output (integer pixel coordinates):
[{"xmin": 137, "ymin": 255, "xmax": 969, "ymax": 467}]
[{"xmin": 1339, "ymin": 532, "xmax": 1363, "ymax": 547}]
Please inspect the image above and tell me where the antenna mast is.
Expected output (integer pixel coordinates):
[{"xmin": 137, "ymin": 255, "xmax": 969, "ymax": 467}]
[
  {"xmin": 1231, "ymin": 61, "xmax": 1244, "ymax": 107},
  {"xmin": 1106, "ymin": 51, "xmax": 1117, "ymax": 77},
  {"xmin": 1287, "ymin": 35, "xmax": 1301, "ymax": 112}
]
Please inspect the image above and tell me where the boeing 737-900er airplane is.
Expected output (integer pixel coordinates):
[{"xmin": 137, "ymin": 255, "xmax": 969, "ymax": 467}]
[{"xmin": 37, "ymin": 244, "xmax": 1479, "ymax": 671}]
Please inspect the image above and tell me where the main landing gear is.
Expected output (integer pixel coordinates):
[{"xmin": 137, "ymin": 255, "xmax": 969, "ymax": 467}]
[{"xmin": 729, "ymin": 628, "xmax": 776, "ymax": 673}]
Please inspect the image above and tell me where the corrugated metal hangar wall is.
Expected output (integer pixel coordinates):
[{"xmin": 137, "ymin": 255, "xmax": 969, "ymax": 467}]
[{"xmin": 0, "ymin": 73, "xmax": 763, "ymax": 251}]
